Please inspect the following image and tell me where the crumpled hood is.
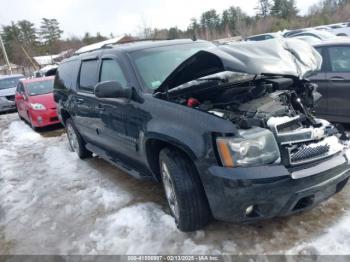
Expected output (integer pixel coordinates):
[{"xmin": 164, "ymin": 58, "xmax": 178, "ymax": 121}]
[
  {"xmin": 156, "ymin": 38, "xmax": 322, "ymax": 93},
  {"xmin": 0, "ymin": 87, "xmax": 16, "ymax": 97}
]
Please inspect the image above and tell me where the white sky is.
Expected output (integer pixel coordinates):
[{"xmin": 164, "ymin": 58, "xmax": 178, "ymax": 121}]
[{"xmin": 0, "ymin": 0, "xmax": 321, "ymax": 38}]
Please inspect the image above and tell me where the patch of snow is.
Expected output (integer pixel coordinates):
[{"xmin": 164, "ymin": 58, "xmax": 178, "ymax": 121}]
[
  {"xmin": 3, "ymin": 121, "xmax": 41, "ymax": 146},
  {"xmin": 82, "ymin": 203, "xmax": 220, "ymax": 255},
  {"xmin": 289, "ymin": 214, "xmax": 350, "ymax": 255},
  {"xmin": 1, "ymin": 113, "xmax": 350, "ymax": 255}
]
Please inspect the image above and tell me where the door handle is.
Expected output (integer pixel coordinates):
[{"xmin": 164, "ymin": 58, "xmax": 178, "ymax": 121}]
[
  {"xmin": 75, "ymin": 98, "xmax": 85, "ymax": 104},
  {"xmin": 96, "ymin": 104, "xmax": 105, "ymax": 111},
  {"xmin": 330, "ymin": 76, "xmax": 345, "ymax": 81}
]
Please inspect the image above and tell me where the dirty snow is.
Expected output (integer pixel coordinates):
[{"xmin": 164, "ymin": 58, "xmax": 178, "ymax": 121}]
[{"xmin": 0, "ymin": 113, "xmax": 350, "ymax": 255}]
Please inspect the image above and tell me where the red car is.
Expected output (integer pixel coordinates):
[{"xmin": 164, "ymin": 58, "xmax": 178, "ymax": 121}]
[{"xmin": 15, "ymin": 76, "xmax": 61, "ymax": 130}]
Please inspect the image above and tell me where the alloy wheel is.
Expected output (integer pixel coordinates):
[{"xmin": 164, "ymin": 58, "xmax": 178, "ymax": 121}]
[
  {"xmin": 161, "ymin": 161, "xmax": 180, "ymax": 221},
  {"xmin": 67, "ymin": 123, "xmax": 79, "ymax": 153}
]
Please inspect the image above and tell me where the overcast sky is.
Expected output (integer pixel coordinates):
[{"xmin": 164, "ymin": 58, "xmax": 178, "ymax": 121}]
[{"xmin": 0, "ymin": 0, "xmax": 321, "ymax": 38}]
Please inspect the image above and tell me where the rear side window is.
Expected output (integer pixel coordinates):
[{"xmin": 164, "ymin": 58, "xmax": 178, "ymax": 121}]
[
  {"xmin": 55, "ymin": 60, "xmax": 80, "ymax": 91},
  {"xmin": 79, "ymin": 59, "xmax": 99, "ymax": 92},
  {"xmin": 99, "ymin": 59, "xmax": 127, "ymax": 87},
  {"xmin": 248, "ymin": 35, "xmax": 266, "ymax": 41},
  {"xmin": 328, "ymin": 46, "xmax": 350, "ymax": 72}
]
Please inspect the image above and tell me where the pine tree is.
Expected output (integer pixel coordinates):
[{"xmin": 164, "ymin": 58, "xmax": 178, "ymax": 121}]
[
  {"xmin": 256, "ymin": 0, "xmax": 272, "ymax": 17},
  {"xmin": 17, "ymin": 20, "xmax": 37, "ymax": 45},
  {"xmin": 271, "ymin": 0, "xmax": 298, "ymax": 19},
  {"xmin": 40, "ymin": 18, "xmax": 63, "ymax": 45}
]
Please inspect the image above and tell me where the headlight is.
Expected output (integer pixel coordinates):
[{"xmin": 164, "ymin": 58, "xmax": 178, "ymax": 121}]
[
  {"xmin": 216, "ymin": 127, "xmax": 280, "ymax": 167},
  {"xmin": 30, "ymin": 103, "xmax": 46, "ymax": 111}
]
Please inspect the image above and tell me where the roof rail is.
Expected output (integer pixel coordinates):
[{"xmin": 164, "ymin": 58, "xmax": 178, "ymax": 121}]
[{"xmin": 73, "ymin": 38, "xmax": 194, "ymax": 56}]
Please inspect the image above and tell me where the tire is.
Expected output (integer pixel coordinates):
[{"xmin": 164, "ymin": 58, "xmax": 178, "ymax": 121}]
[
  {"xmin": 159, "ymin": 147, "xmax": 211, "ymax": 232},
  {"xmin": 18, "ymin": 111, "xmax": 24, "ymax": 121},
  {"xmin": 27, "ymin": 112, "xmax": 38, "ymax": 131},
  {"xmin": 66, "ymin": 118, "xmax": 92, "ymax": 159}
]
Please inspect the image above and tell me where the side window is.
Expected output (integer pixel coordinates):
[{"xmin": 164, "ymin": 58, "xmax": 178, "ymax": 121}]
[
  {"xmin": 99, "ymin": 59, "xmax": 127, "ymax": 88},
  {"xmin": 79, "ymin": 59, "xmax": 99, "ymax": 92},
  {"xmin": 16, "ymin": 82, "xmax": 23, "ymax": 92},
  {"xmin": 328, "ymin": 46, "xmax": 350, "ymax": 72},
  {"xmin": 315, "ymin": 47, "xmax": 327, "ymax": 72},
  {"xmin": 55, "ymin": 60, "xmax": 80, "ymax": 91}
]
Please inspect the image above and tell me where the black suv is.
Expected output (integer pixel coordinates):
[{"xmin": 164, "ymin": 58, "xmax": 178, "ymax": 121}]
[{"xmin": 54, "ymin": 39, "xmax": 350, "ymax": 232}]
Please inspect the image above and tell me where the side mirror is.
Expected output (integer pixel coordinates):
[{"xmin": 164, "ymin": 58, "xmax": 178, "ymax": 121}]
[{"xmin": 94, "ymin": 81, "xmax": 132, "ymax": 99}]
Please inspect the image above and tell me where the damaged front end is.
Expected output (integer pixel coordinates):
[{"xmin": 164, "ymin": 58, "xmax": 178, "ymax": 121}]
[{"xmin": 155, "ymin": 39, "xmax": 350, "ymax": 173}]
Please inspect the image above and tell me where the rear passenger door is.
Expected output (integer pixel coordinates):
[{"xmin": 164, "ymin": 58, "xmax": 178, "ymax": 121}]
[
  {"xmin": 325, "ymin": 45, "xmax": 350, "ymax": 119},
  {"xmin": 74, "ymin": 58, "xmax": 101, "ymax": 143}
]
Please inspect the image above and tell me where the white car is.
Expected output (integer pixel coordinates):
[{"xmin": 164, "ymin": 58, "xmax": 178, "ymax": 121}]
[
  {"xmin": 245, "ymin": 32, "xmax": 282, "ymax": 41},
  {"xmin": 315, "ymin": 23, "xmax": 350, "ymax": 37},
  {"xmin": 289, "ymin": 30, "xmax": 340, "ymax": 41}
]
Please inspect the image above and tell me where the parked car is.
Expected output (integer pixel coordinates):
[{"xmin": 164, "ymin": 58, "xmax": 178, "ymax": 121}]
[
  {"xmin": 54, "ymin": 39, "xmax": 350, "ymax": 232},
  {"xmin": 292, "ymin": 35, "xmax": 323, "ymax": 45},
  {"xmin": 15, "ymin": 76, "xmax": 61, "ymax": 130},
  {"xmin": 283, "ymin": 29, "xmax": 307, "ymax": 37},
  {"xmin": 327, "ymin": 23, "xmax": 350, "ymax": 37},
  {"xmin": 0, "ymin": 74, "xmax": 24, "ymax": 113},
  {"xmin": 288, "ymin": 30, "xmax": 339, "ymax": 41},
  {"xmin": 246, "ymin": 32, "xmax": 282, "ymax": 41},
  {"xmin": 310, "ymin": 39, "xmax": 350, "ymax": 123}
]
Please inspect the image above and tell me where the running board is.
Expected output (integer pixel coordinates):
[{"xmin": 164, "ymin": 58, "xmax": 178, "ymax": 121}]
[{"xmin": 85, "ymin": 143, "xmax": 152, "ymax": 180}]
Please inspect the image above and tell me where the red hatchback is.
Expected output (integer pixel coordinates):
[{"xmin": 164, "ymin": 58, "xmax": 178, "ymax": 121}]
[{"xmin": 15, "ymin": 76, "xmax": 61, "ymax": 129}]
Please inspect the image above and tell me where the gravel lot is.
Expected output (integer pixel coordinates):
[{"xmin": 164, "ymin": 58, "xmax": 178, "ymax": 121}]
[{"xmin": 1, "ymin": 112, "xmax": 350, "ymax": 255}]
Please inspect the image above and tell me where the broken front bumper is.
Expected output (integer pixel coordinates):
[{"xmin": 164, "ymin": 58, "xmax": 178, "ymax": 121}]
[{"xmin": 202, "ymin": 149, "xmax": 350, "ymax": 222}]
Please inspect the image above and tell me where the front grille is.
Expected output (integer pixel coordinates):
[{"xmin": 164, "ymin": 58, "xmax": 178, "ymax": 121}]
[
  {"xmin": 50, "ymin": 117, "xmax": 59, "ymax": 122},
  {"xmin": 290, "ymin": 144, "xmax": 330, "ymax": 164},
  {"xmin": 268, "ymin": 115, "xmax": 341, "ymax": 167},
  {"xmin": 6, "ymin": 95, "xmax": 15, "ymax": 101}
]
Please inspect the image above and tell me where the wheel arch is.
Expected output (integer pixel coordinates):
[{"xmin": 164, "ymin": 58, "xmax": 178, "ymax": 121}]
[{"xmin": 144, "ymin": 136, "xmax": 198, "ymax": 182}]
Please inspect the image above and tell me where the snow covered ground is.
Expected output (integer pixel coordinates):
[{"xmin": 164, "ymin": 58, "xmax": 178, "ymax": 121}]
[{"xmin": 0, "ymin": 113, "xmax": 350, "ymax": 255}]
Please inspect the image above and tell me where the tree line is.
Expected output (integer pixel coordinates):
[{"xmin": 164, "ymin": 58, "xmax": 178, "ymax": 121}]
[
  {"xmin": 148, "ymin": 0, "xmax": 350, "ymax": 40},
  {"xmin": 0, "ymin": 18, "xmax": 113, "ymax": 67},
  {"xmin": 1, "ymin": 0, "xmax": 350, "ymax": 67}
]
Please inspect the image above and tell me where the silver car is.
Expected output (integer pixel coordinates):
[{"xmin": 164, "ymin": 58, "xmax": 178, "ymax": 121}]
[{"xmin": 0, "ymin": 74, "xmax": 24, "ymax": 113}]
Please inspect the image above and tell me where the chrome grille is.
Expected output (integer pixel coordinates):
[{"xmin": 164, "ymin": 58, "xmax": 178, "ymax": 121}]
[{"xmin": 290, "ymin": 144, "xmax": 330, "ymax": 164}]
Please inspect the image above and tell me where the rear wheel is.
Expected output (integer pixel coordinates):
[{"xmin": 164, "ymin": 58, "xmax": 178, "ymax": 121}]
[
  {"xmin": 159, "ymin": 148, "xmax": 211, "ymax": 232},
  {"xmin": 66, "ymin": 118, "xmax": 92, "ymax": 159}
]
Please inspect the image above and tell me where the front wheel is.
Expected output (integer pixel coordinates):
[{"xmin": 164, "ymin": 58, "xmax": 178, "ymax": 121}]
[
  {"xmin": 159, "ymin": 148, "xmax": 211, "ymax": 232},
  {"xmin": 66, "ymin": 118, "xmax": 92, "ymax": 159},
  {"xmin": 27, "ymin": 113, "xmax": 38, "ymax": 131}
]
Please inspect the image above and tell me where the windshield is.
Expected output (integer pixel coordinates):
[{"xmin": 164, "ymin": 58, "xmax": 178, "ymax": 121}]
[
  {"xmin": 26, "ymin": 79, "xmax": 54, "ymax": 96},
  {"xmin": 0, "ymin": 77, "xmax": 22, "ymax": 90},
  {"xmin": 130, "ymin": 42, "xmax": 214, "ymax": 90}
]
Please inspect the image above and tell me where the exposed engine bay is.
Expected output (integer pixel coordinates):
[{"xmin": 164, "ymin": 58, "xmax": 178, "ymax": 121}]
[{"xmin": 156, "ymin": 71, "xmax": 349, "ymax": 168}]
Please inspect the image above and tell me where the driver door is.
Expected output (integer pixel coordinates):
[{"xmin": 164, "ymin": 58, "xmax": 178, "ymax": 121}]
[{"xmin": 95, "ymin": 56, "xmax": 131, "ymax": 157}]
